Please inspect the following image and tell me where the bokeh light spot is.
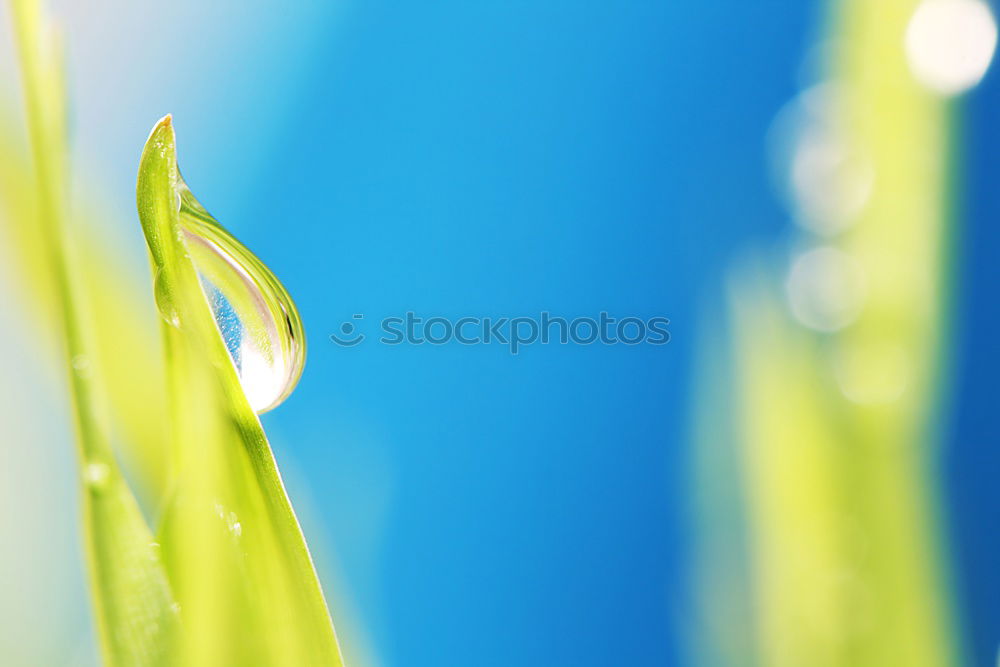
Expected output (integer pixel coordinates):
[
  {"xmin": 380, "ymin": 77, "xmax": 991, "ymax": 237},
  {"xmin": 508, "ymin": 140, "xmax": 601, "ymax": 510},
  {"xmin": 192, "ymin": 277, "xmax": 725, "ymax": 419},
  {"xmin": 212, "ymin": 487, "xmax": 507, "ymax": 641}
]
[
  {"xmin": 905, "ymin": 0, "xmax": 997, "ymax": 95},
  {"xmin": 786, "ymin": 246, "xmax": 867, "ymax": 332},
  {"xmin": 769, "ymin": 84, "xmax": 875, "ymax": 236}
]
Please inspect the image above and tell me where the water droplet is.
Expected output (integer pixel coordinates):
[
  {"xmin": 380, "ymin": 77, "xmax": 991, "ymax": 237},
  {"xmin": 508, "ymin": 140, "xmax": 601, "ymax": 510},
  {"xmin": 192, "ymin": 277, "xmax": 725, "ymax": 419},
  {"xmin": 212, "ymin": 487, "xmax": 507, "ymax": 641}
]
[
  {"xmin": 148, "ymin": 541, "xmax": 162, "ymax": 562},
  {"xmin": 906, "ymin": 0, "xmax": 997, "ymax": 95},
  {"xmin": 213, "ymin": 502, "xmax": 244, "ymax": 538},
  {"xmin": 786, "ymin": 246, "xmax": 866, "ymax": 332},
  {"xmin": 175, "ymin": 174, "xmax": 305, "ymax": 413},
  {"xmin": 71, "ymin": 354, "xmax": 91, "ymax": 378},
  {"xmin": 83, "ymin": 462, "xmax": 110, "ymax": 491}
]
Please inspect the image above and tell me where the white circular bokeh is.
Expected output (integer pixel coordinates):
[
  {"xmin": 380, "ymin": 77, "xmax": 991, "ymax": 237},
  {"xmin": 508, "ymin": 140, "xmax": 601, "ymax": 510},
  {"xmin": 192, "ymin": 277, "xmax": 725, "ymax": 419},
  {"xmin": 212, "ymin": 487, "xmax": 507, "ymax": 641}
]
[
  {"xmin": 905, "ymin": 0, "xmax": 998, "ymax": 95},
  {"xmin": 785, "ymin": 246, "xmax": 867, "ymax": 332}
]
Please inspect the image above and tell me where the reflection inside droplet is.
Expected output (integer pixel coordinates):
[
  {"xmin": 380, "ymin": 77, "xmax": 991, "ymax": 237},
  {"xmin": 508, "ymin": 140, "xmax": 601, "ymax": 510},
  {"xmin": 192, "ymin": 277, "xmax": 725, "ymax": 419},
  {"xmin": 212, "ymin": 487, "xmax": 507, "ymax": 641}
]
[
  {"xmin": 905, "ymin": 0, "xmax": 997, "ymax": 95},
  {"xmin": 185, "ymin": 230, "xmax": 302, "ymax": 414},
  {"xmin": 786, "ymin": 246, "xmax": 867, "ymax": 332},
  {"xmin": 198, "ymin": 278, "xmax": 243, "ymax": 370}
]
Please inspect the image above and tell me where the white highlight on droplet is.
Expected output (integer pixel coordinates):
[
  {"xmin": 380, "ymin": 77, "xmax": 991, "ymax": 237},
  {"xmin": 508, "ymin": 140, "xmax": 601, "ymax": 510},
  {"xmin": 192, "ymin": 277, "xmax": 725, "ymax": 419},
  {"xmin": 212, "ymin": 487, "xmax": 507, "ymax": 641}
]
[
  {"xmin": 786, "ymin": 246, "xmax": 867, "ymax": 332},
  {"xmin": 905, "ymin": 0, "xmax": 997, "ymax": 95},
  {"xmin": 238, "ymin": 335, "xmax": 286, "ymax": 416}
]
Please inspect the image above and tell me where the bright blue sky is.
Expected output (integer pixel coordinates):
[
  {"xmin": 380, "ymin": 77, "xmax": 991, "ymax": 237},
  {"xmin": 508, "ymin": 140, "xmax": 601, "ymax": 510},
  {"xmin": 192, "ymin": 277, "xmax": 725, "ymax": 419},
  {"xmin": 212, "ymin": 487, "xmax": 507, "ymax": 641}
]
[{"xmin": 19, "ymin": 0, "xmax": 1000, "ymax": 665}]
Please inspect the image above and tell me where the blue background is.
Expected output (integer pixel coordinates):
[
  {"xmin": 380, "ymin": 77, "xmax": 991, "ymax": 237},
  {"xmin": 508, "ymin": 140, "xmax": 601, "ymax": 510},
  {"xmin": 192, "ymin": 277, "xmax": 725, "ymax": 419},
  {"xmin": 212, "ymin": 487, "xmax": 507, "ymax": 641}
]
[{"xmin": 254, "ymin": 3, "xmax": 813, "ymax": 664}]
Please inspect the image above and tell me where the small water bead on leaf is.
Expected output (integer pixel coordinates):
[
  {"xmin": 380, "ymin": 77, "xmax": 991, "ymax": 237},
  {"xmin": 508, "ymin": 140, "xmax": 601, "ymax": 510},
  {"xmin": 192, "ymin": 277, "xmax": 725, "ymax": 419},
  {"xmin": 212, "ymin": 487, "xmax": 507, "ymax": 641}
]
[
  {"xmin": 228, "ymin": 512, "xmax": 243, "ymax": 539},
  {"xmin": 213, "ymin": 502, "xmax": 244, "ymax": 539},
  {"xmin": 83, "ymin": 461, "xmax": 111, "ymax": 492},
  {"xmin": 71, "ymin": 354, "xmax": 91, "ymax": 378},
  {"xmin": 173, "ymin": 173, "xmax": 306, "ymax": 414}
]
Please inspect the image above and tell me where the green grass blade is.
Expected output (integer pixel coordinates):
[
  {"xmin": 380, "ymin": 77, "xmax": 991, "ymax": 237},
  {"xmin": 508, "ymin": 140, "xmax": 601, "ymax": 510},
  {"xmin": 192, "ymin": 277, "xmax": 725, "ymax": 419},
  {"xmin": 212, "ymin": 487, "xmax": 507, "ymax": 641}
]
[{"xmin": 137, "ymin": 116, "xmax": 343, "ymax": 666}]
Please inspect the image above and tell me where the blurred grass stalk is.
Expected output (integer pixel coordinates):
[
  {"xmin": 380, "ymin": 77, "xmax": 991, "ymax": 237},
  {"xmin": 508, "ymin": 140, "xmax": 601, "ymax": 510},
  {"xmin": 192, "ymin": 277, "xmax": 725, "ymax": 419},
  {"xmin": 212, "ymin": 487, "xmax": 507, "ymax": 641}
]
[
  {"xmin": 7, "ymin": 0, "xmax": 346, "ymax": 664},
  {"xmin": 693, "ymin": 0, "xmax": 962, "ymax": 665},
  {"xmin": 8, "ymin": 0, "xmax": 179, "ymax": 664}
]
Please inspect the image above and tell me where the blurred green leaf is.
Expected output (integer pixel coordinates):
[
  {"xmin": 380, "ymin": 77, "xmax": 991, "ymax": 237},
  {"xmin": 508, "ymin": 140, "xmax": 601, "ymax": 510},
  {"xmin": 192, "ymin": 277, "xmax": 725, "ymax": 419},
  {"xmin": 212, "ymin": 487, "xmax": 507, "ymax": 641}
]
[
  {"xmin": 691, "ymin": 0, "xmax": 962, "ymax": 665},
  {"xmin": 7, "ymin": 1, "xmax": 178, "ymax": 664}
]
